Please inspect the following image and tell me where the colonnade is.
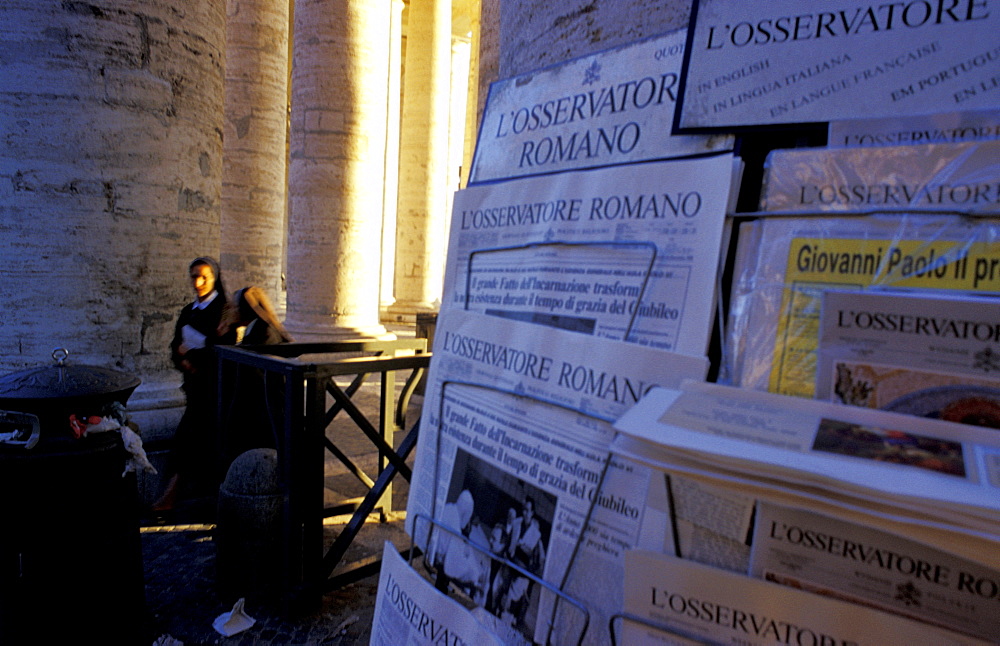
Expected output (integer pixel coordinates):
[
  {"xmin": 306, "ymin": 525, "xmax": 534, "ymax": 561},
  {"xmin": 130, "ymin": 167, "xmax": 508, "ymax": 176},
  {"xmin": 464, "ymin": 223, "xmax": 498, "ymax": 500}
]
[
  {"xmin": 226, "ymin": 0, "xmax": 465, "ymax": 337},
  {"xmin": 0, "ymin": 0, "xmax": 474, "ymax": 438}
]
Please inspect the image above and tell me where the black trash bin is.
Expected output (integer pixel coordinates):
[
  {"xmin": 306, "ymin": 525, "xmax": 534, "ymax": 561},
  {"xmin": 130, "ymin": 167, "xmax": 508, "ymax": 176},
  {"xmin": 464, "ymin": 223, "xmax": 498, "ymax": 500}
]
[{"xmin": 0, "ymin": 349, "xmax": 148, "ymax": 645}]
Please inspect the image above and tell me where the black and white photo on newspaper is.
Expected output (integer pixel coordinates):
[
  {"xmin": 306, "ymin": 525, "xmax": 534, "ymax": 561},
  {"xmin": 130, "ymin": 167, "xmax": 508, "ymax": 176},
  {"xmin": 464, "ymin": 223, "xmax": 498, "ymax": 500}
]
[{"xmin": 405, "ymin": 309, "xmax": 708, "ymax": 545}]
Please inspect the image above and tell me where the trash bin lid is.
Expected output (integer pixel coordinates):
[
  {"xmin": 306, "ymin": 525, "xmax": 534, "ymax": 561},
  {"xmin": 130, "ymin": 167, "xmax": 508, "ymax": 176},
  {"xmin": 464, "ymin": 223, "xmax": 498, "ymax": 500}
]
[{"xmin": 0, "ymin": 348, "xmax": 141, "ymax": 407}]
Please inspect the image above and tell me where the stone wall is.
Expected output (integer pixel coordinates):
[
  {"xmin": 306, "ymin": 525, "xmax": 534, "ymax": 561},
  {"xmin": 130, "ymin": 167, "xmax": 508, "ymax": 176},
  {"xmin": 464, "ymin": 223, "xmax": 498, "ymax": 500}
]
[{"xmin": 497, "ymin": 0, "xmax": 690, "ymax": 78}]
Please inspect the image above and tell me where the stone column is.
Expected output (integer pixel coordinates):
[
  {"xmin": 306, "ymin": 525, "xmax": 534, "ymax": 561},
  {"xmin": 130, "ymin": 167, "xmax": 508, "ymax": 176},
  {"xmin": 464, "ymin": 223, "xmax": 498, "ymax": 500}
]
[
  {"xmin": 220, "ymin": 0, "xmax": 290, "ymax": 309},
  {"xmin": 448, "ymin": 35, "xmax": 471, "ymax": 198},
  {"xmin": 0, "ymin": 0, "xmax": 226, "ymax": 501},
  {"xmin": 286, "ymin": 0, "xmax": 391, "ymax": 339},
  {"xmin": 390, "ymin": 0, "xmax": 453, "ymax": 318},
  {"xmin": 379, "ymin": 0, "xmax": 406, "ymax": 315},
  {"xmin": 0, "ymin": 4, "xmax": 224, "ymax": 375},
  {"xmin": 478, "ymin": 0, "xmax": 500, "ymax": 129},
  {"xmin": 459, "ymin": 0, "xmax": 482, "ymax": 188}
]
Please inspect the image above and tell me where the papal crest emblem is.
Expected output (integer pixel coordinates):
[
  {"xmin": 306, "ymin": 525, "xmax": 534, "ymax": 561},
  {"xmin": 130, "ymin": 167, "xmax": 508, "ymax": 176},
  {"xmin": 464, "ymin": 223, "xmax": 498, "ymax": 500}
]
[
  {"xmin": 894, "ymin": 580, "xmax": 922, "ymax": 607},
  {"xmin": 973, "ymin": 347, "xmax": 1000, "ymax": 373}
]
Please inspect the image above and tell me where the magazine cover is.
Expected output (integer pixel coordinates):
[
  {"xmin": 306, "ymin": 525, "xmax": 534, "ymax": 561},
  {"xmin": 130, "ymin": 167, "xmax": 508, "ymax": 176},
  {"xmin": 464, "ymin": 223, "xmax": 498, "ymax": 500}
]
[
  {"xmin": 816, "ymin": 289, "xmax": 1000, "ymax": 427},
  {"xmin": 726, "ymin": 214, "xmax": 1000, "ymax": 398}
]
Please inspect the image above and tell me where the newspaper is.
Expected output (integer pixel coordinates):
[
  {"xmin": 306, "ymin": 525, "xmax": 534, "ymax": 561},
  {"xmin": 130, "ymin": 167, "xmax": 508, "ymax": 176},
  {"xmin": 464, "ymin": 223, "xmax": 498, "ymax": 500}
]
[
  {"xmin": 614, "ymin": 437, "xmax": 1000, "ymax": 571},
  {"xmin": 406, "ymin": 309, "xmax": 707, "ymax": 645},
  {"xmin": 622, "ymin": 550, "xmax": 986, "ymax": 646},
  {"xmin": 675, "ymin": 0, "xmax": 1000, "ymax": 130},
  {"xmin": 469, "ymin": 28, "xmax": 733, "ymax": 184},
  {"xmin": 442, "ymin": 154, "xmax": 738, "ymax": 354},
  {"xmin": 619, "ymin": 434, "xmax": 1000, "ymax": 562},
  {"xmin": 725, "ymin": 214, "xmax": 1000, "ymax": 397},
  {"xmin": 816, "ymin": 289, "xmax": 1000, "ymax": 422},
  {"xmin": 828, "ymin": 108, "xmax": 1000, "ymax": 148},
  {"xmin": 412, "ymin": 308, "xmax": 708, "ymax": 423},
  {"xmin": 612, "ymin": 382, "xmax": 1000, "ymax": 535},
  {"xmin": 408, "ymin": 382, "xmax": 651, "ymax": 646},
  {"xmin": 750, "ymin": 501, "xmax": 1000, "ymax": 641},
  {"xmin": 666, "ymin": 473, "xmax": 753, "ymax": 574},
  {"xmin": 759, "ymin": 140, "xmax": 1000, "ymax": 214},
  {"xmin": 370, "ymin": 542, "xmax": 503, "ymax": 646}
]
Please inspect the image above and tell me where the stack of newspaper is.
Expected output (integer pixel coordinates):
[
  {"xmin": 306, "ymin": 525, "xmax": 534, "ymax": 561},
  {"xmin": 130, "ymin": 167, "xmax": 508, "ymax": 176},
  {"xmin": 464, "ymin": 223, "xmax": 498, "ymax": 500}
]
[{"xmin": 612, "ymin": 379, "xmax": 1000, "ymax": 644}]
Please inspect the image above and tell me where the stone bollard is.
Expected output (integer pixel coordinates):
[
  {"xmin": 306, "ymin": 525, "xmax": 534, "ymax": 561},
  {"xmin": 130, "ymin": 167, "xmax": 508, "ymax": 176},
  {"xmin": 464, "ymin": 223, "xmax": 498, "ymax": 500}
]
[{"xmin": 216, "ymin": 448, "xmax": 285, "ymax": 602}]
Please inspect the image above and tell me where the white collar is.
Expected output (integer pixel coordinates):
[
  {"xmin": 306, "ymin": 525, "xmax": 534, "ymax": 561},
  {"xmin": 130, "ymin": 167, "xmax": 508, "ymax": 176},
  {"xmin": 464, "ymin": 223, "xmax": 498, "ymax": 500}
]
[{"xmin": 192, "ymin": 291, "xmax": 218, "ymax": 310}]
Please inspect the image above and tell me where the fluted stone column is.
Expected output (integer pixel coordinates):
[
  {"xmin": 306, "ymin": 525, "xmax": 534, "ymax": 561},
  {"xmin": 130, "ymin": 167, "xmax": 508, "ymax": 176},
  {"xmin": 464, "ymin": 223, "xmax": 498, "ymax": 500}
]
[
  {"xmin": 221, "ymin": 0, "xmax": 290, "ymax": 308},
  {"xmin": 287, "ymin": 0, "xmax": 391, "ymax": 339},
  {"xmin": 390, "ymin": 0, "xmax": 453, "ymax": 318}
]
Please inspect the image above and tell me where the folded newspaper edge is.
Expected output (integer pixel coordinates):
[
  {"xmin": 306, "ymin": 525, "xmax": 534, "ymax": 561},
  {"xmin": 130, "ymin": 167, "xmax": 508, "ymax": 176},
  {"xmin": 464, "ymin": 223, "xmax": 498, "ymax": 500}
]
[{"xmin": 612, "ymin": 382, "xmax": 1000, "ymax": 535}]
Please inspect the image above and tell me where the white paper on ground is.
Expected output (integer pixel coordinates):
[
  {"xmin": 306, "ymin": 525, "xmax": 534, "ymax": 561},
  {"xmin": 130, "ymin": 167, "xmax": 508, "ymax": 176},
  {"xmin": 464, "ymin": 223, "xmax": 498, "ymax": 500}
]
[{"xmin": 212, "ymin": 597, "xmax": 256, "ymax": 637}]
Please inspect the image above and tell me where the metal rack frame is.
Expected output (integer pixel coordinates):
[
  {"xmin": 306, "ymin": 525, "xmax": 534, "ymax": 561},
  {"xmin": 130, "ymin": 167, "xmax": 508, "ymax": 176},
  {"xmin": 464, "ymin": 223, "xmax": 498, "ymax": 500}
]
[{"xmin": 215, "ymin": 338, "xmax": 430, "ymax": 609}]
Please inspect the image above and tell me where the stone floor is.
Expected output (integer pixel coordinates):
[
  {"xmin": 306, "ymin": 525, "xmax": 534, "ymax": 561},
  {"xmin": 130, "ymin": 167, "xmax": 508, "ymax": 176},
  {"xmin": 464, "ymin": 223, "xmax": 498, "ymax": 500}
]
[{"xmin": 140, "ymin": 376, "xmax": 424, "ymax": 645}]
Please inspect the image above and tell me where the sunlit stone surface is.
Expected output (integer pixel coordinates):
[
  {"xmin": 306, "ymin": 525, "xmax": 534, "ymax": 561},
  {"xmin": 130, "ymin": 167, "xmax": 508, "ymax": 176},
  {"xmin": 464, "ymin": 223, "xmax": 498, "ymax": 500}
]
[{"xmin": 286, "ymin": 0, "xmax": 391, "ymax": 338}]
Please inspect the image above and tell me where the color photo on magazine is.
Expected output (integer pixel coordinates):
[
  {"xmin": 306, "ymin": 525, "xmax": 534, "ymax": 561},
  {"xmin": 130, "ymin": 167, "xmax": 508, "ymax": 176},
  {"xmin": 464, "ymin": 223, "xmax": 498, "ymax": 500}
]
[{"xmin": 812, "ymin": 418, "xmax": 966, "ymax": 478}]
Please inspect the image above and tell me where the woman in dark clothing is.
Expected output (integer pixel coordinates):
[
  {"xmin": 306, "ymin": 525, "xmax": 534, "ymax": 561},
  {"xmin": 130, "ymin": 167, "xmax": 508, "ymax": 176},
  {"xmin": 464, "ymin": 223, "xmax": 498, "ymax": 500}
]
[
  {"xmin": 153, "ymin": 256, "xmax": 237, "ymax": 512},
  {"xmin": 217, "ymin": 286, "xmax": 293, "ymax": 457},
  {"xmin": 225, "ymin": 286, "xmax": 294, "ymax": 346}
]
